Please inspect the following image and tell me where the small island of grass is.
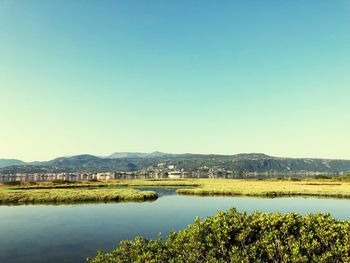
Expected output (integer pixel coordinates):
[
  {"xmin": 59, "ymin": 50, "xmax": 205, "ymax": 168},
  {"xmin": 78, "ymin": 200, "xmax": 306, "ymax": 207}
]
[
  {"xmin": 1, "ymin": 175, "xmax": 350, "ymax": 204},
  {"xmin": 0, "ymin": 187, "xmax": 157, "ymax": 205},
  {"xmin": 175, "ymin": 178, "xmax": 350, "ymax": 198}
]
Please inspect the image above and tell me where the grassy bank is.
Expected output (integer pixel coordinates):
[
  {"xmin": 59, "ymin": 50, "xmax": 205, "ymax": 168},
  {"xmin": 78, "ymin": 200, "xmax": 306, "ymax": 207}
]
[
  {"xmin": 175, "ymin": 178, "xmax": 350, "ymax": 198},
  {"xmin": 0, "ymin": 187, "xmax": 157, "ymax": 205},
  {"xmin": 88, "ymin": 208, "xmax": 350, "ymax": 263},
  {"xmin": 2, "ymin": 177, "xmax": 350, "ymax": 201},
  {"xmin": 4, "ymin": 179, "xmax": 199, "ymax": 190}
]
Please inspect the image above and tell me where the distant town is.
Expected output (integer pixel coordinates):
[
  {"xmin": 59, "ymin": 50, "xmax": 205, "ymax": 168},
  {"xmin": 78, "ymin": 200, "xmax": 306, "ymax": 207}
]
[
  {"xmin": 0, "ymin": 160, "xmax": 342, "ymax": 184},
  {"xmin": 1, "ymin": 152, "xmax": 350, "ymax": 183}
]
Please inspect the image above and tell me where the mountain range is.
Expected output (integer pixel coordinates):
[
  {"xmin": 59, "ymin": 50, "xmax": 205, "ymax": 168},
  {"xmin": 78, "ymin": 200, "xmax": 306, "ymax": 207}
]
[{"xmin": 1, "ymin": 152, "xmax": 350, "ymax": 175}]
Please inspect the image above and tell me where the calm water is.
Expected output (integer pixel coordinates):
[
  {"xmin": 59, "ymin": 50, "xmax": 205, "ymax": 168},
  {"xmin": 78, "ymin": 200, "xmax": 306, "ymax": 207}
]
[{"xmin": 1, "ymin": 188, "xmax": 350, "ymax": 263}]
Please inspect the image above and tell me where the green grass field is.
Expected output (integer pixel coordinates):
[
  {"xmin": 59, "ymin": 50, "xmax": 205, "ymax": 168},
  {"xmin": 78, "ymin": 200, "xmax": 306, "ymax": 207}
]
[
  {"xmin": 3, "ymin": 178, "xmax": 199, "ymax": 190},
  {"xmin": 1, "ymin": 176, "xmax": 350, "ymax": 204},
  {"xmin": 0, "ymin": 187, "xmax": 157, "ymax": 204},
  {"xmin": 175, "ymin": 178, "xmax": 350, "ymax": 198}
]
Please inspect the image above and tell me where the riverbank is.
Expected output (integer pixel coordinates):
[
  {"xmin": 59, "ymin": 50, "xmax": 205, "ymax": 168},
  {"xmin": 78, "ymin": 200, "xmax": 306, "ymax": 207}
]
[
  {"xmin": 176, "ymin": 178, "xmax": 350, "ymax": 198},
  {"xmin": 1, "ymin": 177, "xmax": 350, "ymax": 203},
  {"xmin": 0, "ymin": 187, "xmax": 157, "ymax": 205},
  {"xmin": 21, "ymin": 177, "xmax": 350, "ymax": 198},
  {"xmin": 2, "ymin": 179, "xmax": 199, "ymax": 189}
]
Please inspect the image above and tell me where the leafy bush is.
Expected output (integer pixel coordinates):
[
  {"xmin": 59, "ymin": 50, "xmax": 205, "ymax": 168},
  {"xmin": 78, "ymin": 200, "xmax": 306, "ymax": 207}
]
[
  {"xmin": 334, "ymin": 174, "xmax": 350, "ymax": 182},
  {"xmin": 4, "ymin": 181, "xmax": 22, "ymax": 186},
  {"xmin": 314, "ymin": 175, "xmax": 331, "ymax": 180},
  {"xmin": 52, "ymin": 180, "xmax": 78, "ymax": 184},
  {"xmin": 289, "ymin": 178, "xmax": 301, "ymax": 181},
  {"xmin": 88, "ymin": 208, "xmax": 350, "ymax": 263},
  {"xmin": 89, "ymin": 178, "xmax": 99, "ymax": 182}
]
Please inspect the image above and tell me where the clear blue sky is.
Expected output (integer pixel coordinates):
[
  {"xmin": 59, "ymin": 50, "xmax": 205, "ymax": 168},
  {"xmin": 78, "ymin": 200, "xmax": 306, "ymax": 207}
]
[{"xmin": 1, "ymin": 0, "xmax": 349, "ymax": 161}]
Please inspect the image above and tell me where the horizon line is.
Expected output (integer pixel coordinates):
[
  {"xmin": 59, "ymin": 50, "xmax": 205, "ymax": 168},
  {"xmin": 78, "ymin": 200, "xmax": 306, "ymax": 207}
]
[{"xmin": 2, "ymin": 151, "xmax": 350, "ymax": 163}]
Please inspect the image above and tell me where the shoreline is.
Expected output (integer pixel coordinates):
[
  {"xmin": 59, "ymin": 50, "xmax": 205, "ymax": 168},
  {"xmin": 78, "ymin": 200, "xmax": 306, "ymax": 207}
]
[
  {"xmin": 1, "ymin": 177, "xmax": 350, "ymax": 204},
  {"xmin": 0, "ymin": 187, "xmax": 158, "ymax": 205}
]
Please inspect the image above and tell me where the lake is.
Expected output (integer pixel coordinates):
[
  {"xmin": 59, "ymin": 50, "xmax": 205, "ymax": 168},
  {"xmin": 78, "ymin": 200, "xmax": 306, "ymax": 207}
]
[{"xmin": 1, "ymin": 188, "xmax": 350, "ymax": 263}]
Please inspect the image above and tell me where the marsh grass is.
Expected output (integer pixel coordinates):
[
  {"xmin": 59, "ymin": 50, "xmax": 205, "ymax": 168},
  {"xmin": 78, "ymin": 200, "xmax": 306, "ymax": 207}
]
[
  {"xmin": 0, "ymin": 187, "xmax": 157, "ymax": 204},
  {"xmin": 9, "ymin": 179, "xmax": 199, "ymax": 190},
  {"xmin": 175, "ymin": 179, "xmax": 350, "ymax": 198},
  {"xmin": 334, "ymin": 173, "xmax": 350, "ymax": 182},
  {"xmin": 2, "ymin": 177, "xmax": 350, "ymax": 202}
]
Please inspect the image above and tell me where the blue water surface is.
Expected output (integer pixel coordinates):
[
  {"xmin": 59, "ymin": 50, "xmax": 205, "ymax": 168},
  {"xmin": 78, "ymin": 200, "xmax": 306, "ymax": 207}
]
[{"xmin": 1, "ymin": 188, "xmax": 350, "ymax": 263}]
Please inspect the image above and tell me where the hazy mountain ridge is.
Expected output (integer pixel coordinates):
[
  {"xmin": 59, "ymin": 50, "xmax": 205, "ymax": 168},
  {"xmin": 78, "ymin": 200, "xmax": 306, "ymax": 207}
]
[
  {"xmin": 1, "ymin": 153, "xmax": 350, "ymax": 174},
  {"xmin": 106, "ymin": 151, "xmax": 171, "ymax": 159},
  {"xmin": 0, "ymin": 159, "xmax": 26, "ymax": 168}
]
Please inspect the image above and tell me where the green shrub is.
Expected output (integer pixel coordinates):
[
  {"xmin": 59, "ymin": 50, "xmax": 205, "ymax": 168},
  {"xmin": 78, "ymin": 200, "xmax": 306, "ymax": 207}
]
[
  {"xmin": 88, "ymin": 208, "xmax": 350, "ymax": 263},
  {"xmin": 52, "ymin": 180, "xmax": 79, "ymax": 184},
  {"xmin": 88, "ymin": 178, "xmax": 99, "ymax": 182},
  {"xmin": 289, "ymin": 178, "xmax": 301, "ymax": 181},
  {"xmin": 26, "ymin": 181, "xmax": 38, "ymax": 185},
  {"xmin": 334, "ymin": 174, "xmax": 350, "ymax": 182},
  {"xmin": 4, "ymin": 181, "xmax": 22, "ymax": 186},
  {"xmin": 314, "ymin": 175, "xmax": 331, "ymax": 180}
]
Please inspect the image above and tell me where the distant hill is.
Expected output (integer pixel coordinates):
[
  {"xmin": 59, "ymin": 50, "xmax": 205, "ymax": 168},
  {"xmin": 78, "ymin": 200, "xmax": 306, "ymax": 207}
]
[
  {"xmin": 1, "ymin": 153, "xmax": 350, "ymax": 175},
  {"xmin": 0, "ymin": 165, "xmax": 71, "ymax": 174},
  {"xmin": 106, "ymin": 151, "xmax": 171, "ymax": 159},
  {"xmin": 0, "ymin": 159, "xmax": 26, "ymax": 168}
]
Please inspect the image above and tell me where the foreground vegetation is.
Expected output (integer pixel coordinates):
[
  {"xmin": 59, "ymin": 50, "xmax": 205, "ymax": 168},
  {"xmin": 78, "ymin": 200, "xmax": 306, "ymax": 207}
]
[
  {"xmin": 0, "ymin": 187, "xmax": 157, "ymax": 204},
  {"xmin": 88, "ymin": 208, "xmax": 350, "ymax": 263}
]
